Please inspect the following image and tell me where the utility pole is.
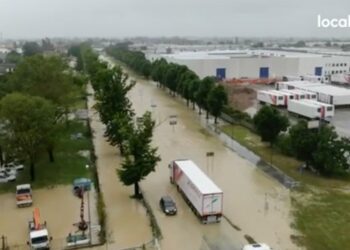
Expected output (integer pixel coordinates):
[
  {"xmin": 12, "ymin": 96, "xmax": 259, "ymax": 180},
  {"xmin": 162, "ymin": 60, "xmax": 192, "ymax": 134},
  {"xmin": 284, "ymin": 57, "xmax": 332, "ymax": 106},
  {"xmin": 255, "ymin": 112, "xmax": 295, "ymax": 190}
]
[{"xmin": 1, "ymin": 235, "xmax": 7, "ymax": 250}]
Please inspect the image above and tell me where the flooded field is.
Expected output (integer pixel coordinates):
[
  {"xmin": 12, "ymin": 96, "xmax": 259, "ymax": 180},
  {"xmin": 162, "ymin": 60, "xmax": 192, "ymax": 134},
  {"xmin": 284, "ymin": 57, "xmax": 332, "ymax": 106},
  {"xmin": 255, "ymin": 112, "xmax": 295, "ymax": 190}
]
[
  {"xmin": 0, "ymin": 185, "xmax": 98, "ymax": 248},
  {"xmin": 124, "ymin": 71, "xmax": 299, "ymax": 250},
  {"xmin": 87, "ymin": 85, "xmax": 152, "ymax": 249}
]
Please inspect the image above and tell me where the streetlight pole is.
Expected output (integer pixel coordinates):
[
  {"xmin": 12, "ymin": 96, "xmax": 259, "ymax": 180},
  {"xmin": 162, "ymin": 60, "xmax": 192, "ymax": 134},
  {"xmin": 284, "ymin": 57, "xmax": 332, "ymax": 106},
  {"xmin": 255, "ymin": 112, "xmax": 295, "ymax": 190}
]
[{"xmin": 85, "ymin": 165, "xmax": 92, "ymax": 245}]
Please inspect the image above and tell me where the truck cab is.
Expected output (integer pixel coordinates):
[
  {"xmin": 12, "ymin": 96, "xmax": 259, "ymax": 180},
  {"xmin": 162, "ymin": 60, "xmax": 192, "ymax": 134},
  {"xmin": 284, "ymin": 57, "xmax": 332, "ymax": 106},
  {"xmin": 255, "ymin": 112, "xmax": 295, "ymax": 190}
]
[
  {"xmin": 16, "ymin": 184, "xmax": 32, "ymax": 207},
  {"xmin": 28, "ymin": 208, "xmax": 51, "ymax": 250},
  {"xmin": 29, "ymin": 229, "xmax": 50, "ymax": 250}
]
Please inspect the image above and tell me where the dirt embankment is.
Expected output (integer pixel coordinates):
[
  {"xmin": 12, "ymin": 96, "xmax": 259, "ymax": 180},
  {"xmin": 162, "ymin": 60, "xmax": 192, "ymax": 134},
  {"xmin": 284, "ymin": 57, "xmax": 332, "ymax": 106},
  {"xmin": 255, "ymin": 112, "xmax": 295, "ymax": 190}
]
[{"xmin": 221, "ymin": 83, "xmax": 257, "ymax": 111}]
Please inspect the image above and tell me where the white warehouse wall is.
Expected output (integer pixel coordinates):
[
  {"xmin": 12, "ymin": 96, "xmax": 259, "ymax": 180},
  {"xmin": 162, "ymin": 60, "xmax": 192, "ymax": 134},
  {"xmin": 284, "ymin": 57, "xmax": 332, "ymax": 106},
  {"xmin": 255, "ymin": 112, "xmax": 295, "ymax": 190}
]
[{"xmin": 149, "ymin": 51, "xmax": 350, "ymax": 79}]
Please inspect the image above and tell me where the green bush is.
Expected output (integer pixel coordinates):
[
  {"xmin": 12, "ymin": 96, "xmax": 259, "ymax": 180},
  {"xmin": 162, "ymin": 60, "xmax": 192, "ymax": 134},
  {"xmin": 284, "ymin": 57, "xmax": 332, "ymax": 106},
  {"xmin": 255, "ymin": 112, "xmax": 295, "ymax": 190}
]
[{"xmin": 276, "ymin": 133, "xmax": 294, "ymax": 156}]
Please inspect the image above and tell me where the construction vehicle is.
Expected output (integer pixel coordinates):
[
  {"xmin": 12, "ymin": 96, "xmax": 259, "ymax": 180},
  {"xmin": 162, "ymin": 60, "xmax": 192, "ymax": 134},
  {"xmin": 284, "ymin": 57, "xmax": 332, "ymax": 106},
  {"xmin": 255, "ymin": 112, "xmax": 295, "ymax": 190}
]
[
  {"xmin": 16, "ymin": 184, "xmax": 32, "ymax": 207},
  {"xmin": 27, "ymin": 208, "xmax": 51, "ymax": 250}
]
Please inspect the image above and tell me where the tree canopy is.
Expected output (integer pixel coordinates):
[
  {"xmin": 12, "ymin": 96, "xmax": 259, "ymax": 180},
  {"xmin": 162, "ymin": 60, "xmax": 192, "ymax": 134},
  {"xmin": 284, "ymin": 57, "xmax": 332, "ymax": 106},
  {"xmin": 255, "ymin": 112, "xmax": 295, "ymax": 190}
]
[
  {"xmin": 0, "ymin": 93, "xmax": 56, "ymax": 181},
  {"xmin": 117, "ymin": 112, "xmax": 161, "ymax": 198},
  {"xmin": 253, "ymin": 105, "xmax": 289, "ymax": 146},
  {"xmin": 22, "ymin": 42, "xmax": 42, "ymax": 57}
]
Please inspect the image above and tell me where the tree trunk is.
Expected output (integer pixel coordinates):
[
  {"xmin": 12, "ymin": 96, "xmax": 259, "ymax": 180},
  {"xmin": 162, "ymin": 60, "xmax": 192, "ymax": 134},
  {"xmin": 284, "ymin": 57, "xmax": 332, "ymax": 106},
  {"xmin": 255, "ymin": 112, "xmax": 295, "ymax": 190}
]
[
  {"xmin": 206, "ymin": 110, "xmax": 209, "ymax": 119},
  {"xmin": 119, "ymin": 144, "xmax": 124, "ymax": 156},
  {"xmin": 214, "ymin": 116, "xmax": 218, "ymax": 124},
  {"xmin": 186, "ymin": 99, "xmax": 189, "ymax": 107},
  {"xmin": 48, "ymin": 148, "xmax": 54, "ymax": 163},
  {"xmin": 0, "ymin": 146, "xmax": 3, "ymax": 166},
  {"xmin": 134, "ymin": 182, "xmax": 140, "ymax": 198},
  {"xmin": 192, "ymin": 102, "xmax": 195, "ymax": 110},
  {"xmin": 30, "ymin": 160, "xmax": 35, "ymax": 182}
]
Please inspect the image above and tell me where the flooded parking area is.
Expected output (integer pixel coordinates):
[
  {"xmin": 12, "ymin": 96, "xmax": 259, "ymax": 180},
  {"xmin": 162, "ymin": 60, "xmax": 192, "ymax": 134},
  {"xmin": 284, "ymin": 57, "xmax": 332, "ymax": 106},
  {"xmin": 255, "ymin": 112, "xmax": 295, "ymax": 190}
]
[
  {"xmin": 0, "ymin": 185, "xmax": 99, "ymax": 248},
  {"xmin": 125, "ymin": 73, "xmax": 298, "ymax": 250}
]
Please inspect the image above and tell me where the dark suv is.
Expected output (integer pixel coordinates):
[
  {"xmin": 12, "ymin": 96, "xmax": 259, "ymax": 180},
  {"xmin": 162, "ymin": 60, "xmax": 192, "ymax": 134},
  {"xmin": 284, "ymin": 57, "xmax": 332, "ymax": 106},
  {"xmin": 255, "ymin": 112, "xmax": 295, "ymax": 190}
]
[{"xmin": 159, "ymin": 196, "xmax": 177, "ymax": 215}]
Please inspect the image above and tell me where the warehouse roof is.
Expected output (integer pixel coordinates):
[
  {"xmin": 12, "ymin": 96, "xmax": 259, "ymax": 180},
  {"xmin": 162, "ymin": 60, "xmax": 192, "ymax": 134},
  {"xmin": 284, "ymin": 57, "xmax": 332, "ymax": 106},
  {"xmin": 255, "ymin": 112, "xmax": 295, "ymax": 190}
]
[
  {"xmin": 165, "ymin": 49, "xmax": 340, "ymax": 61},
  {"xmin": 174, "ymin": 160, "xmax": 222, "ymax": 194}
]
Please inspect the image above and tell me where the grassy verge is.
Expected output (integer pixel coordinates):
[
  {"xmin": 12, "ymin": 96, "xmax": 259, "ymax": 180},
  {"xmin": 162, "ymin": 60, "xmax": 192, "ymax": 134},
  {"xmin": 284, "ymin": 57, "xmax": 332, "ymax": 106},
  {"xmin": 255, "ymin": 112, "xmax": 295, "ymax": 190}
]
[
  {"xmin": 292, "ymin": 190, "xmax": 350, "ymax": 250},
  {"xmin": 0, "ymin": 120, "xmax": 92, "ymax": 193},
  {"xmin": 221, "ymin": 124, "xmax": 350, "ymax": 188},
  {"xmin": 221, "ymin": 124, "xmax": 350, "ymax": 250}
]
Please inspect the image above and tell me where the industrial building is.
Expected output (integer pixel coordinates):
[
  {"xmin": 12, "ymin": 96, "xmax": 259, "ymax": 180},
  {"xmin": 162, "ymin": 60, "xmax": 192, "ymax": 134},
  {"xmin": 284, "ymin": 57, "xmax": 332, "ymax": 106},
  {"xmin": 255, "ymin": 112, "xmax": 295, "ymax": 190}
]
[
  {"xmin": 150, "ymin": 50, "xmax": 350, "ymax": 80},
  {"xmin": 276, "ymin": 81, "xmax": 350, "ymax": 106}
]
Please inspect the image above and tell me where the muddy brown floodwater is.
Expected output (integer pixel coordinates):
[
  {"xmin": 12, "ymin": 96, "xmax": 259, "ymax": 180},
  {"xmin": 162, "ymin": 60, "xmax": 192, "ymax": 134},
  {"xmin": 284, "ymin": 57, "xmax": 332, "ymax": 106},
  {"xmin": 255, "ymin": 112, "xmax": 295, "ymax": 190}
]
[
  {"xmin": 121, "ymin": 69, "xmax": 299, "ymax": 250},
  {"xmin": 0, "ymin": 185, "xmax": 99, "ymax": 249},
  {"xmin": 87, "ymin": 84, "xmax": 152, "ymax": 249}
]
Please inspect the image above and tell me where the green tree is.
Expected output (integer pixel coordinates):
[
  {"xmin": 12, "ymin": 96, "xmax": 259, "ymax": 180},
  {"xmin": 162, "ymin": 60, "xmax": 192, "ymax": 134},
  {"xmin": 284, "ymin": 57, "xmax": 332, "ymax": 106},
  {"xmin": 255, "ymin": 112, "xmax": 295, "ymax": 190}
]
[
  {"xmin": 312, "ymin": 126, "xmax": 350, "ymax": 176},
  {"xmin": 0, "ymin": 93, "xmax": 56, "ymax": 181},
  {"xmin": 188, "ymin": 79, "xmax": 200, "ymax": 110},
  {"xmin": 8, "ymin": 55, "xmax": 77, "ymax": 119},
  {"xmin": 207, "ymin": 85, "xmax": 228, "ymax": 123},
  {"xmin": 253, "ymin": 106, "xmax": 289, "ymax": 146},
  {"xmin": 93, "ymin": 67, "xmax": 135, "ymax": 154},
  {"xmin": 117, "ymin": 112, "xmax": 161, "ymax": 198},
  {"xmin": 289, "ymin": 120, "xmax": 318, "ymax": 168},
  {"xmin": 22, "ymin": 42, "xmax": 42, "ymax": 57},
  {"xmin": 195, "ymin": 76, "xmax": 215, "ymax": 116},
  {"xmin": 5, "ymin": 50, "xmax": 21, "ymax": 64}
]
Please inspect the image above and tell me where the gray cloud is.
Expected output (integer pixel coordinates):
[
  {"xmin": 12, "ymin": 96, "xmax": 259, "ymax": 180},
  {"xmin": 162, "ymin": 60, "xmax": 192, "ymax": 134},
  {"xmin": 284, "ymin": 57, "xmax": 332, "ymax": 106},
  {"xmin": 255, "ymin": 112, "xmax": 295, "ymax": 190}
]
[{"xmin": 0, "ymin": 0, "xmax": 350, "ymax": 38}]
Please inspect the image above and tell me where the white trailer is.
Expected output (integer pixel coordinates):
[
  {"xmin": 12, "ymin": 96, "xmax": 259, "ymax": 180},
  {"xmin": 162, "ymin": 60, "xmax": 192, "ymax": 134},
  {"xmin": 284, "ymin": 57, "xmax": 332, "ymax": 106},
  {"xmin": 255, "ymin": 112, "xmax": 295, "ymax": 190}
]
[
  {"xmin": 280, "ymin": 89, "xmax": 317, "ymax": 101},
  {"xmin": 271, "ymin": 90, "xmax": 295, "ymax": 106},
  {"xmin": 287, "ymin": 99, "xmax": 334, "ymax": 120},
  {"xmin": 302, "ymin": 75, "xmax": 327, "ymax": 83},
  {"xmin": 169, "ymin": 159, "xmax": 223, "ymax": 223},
  {"xmin": 282, "ymin": 75, "xmax": 302, "ymax": 81},
  {"xmin": 330, "ymin": 73, "xmax": 350, "ymax": 85},
  {"xmin": 257, "ymin": 90, "xmax": 285, "ymax": 106}
]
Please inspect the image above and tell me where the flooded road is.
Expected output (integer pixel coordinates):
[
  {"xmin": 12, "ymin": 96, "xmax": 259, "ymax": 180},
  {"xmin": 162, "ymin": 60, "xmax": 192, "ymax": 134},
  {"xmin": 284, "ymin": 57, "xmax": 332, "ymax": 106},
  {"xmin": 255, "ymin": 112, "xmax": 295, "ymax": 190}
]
[
  {"xmin": 123, "ymin": 70, "xmax": 298, "ymax": 249},
  {"xmin": 87, "ymin": 84, "xmax": 152, "ymax": 249},
  {"xmin": 0, "ymin": 185, "xmax": 98, "ymax": 248}
]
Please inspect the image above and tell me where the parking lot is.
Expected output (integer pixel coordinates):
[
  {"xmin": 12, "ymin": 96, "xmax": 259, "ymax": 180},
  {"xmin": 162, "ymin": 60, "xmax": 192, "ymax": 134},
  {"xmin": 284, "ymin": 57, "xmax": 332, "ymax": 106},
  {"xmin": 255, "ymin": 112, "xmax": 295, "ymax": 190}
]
[{"xmin": 0, "ymin": 185, "xmax": 99, "ymax": 248}]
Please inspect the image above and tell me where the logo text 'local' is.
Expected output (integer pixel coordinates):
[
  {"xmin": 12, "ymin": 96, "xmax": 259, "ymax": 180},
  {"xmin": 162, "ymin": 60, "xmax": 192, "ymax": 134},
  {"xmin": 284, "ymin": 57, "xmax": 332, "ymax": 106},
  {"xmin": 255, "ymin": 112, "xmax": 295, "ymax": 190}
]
[{"xmin": 317, "ymin": 15, "xmax": 350, "ymax": 28}]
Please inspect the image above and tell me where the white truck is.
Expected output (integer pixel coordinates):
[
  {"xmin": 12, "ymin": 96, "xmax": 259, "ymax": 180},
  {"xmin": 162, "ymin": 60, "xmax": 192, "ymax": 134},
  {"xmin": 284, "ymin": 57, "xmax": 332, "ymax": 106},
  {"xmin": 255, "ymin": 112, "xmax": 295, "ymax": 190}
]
[
  {"xmin": 28, "ymin": 208, "xmax": 51, "ymax": 250},
  {"xmin": 287, "ymin": 99, "xmax": 334, "ymax": 120},
  {"xmin": 257, "ymin": 90, "xmax": 285, "ymax": 106},
  {"xmin": 169, "ymin": 159, "xmax": 223, "ymax": 223},
  {"xmin": 16, "ymin": 184, "xmax": 32, "ymax": 207}
]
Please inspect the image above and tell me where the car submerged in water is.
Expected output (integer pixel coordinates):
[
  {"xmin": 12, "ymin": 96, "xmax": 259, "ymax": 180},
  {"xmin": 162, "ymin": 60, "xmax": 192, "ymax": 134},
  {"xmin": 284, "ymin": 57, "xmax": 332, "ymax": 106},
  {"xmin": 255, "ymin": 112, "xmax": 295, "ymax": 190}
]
[{"xmin": 159, "ymin": 196, "xmax": 177, "ymax": 215}]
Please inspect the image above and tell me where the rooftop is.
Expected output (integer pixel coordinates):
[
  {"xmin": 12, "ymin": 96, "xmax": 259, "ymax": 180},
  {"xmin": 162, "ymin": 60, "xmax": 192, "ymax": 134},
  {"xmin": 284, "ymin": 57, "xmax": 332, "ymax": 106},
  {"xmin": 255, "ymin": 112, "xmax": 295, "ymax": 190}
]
[
  {"xmin": 165, "ymin": 49, "xmax": 340, "ymax": 61},
  {"xmin": 174, "ymin": 160, "xmax": 222, "ymax": 194},
  {"xmin": 283, "ymin": 81, "xmax": 350, "ymax": 96}
]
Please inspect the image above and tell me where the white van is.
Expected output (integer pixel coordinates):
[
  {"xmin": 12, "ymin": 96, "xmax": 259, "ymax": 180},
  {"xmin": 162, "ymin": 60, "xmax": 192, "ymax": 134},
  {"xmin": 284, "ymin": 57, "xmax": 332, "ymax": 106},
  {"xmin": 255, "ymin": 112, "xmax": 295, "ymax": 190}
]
[{"xmin": 243, "ymin": 243, "xmax": 272, "ymax": 250}]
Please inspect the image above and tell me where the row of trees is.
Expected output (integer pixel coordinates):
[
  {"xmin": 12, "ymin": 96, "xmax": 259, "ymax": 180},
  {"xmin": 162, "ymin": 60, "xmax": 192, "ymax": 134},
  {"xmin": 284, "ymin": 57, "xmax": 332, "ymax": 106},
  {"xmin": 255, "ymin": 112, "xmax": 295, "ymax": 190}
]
[
  {"xmin": 106, "ymin": 46, "xmax": 228, "ymax": 123},
  {"xmin": 78, "ymin": 45, "xmax": 160, "ymax": 197},
  {"xmin": 105, "ymin": 45, "xmax": 349, "ymax": 177},
  {"xmin": 0, "ymin": 54, "xmax": 82, "ymax": 181},
  {"xmin": 253, "ymin": 105, "xmax": 350, "ymax": 176}
]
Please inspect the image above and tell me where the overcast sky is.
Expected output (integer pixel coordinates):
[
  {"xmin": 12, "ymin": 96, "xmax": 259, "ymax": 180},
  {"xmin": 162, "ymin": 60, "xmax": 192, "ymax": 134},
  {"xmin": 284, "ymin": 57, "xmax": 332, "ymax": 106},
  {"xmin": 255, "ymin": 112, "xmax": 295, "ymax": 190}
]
[{"xmin": 1, "ymin": 0, "xmax": 350, "ymax": 39}]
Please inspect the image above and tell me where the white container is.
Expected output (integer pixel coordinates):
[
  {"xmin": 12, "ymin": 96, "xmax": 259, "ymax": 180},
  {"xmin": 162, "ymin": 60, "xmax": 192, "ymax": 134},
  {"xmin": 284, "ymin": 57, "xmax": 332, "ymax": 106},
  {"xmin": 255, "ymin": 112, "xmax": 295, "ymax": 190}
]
[{"xmin": 169, "ymin": 159, "xmax": 223, "ymax": 223}]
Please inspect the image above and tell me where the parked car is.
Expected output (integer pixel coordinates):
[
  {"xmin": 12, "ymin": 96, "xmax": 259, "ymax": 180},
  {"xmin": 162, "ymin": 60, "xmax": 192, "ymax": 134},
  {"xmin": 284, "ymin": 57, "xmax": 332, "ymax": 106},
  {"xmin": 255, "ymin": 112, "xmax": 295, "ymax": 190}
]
[
  {"xmin": 242, "ymin": 243, "xmax": 272, "ymax": 250},
  {"xmin": 0, "ymin": 167, "xmax": 17, "ymax": 176},
  {"xmin": 0, "ymin": 172, "xmax": 16, "ymax": 183},
  {"xmin": 159, "ymin": 196, "xmax": 177, "ymax": 215},
  {"xmin": 6, "ymin": 162, "xmax": 24, "ymax": 171}
]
